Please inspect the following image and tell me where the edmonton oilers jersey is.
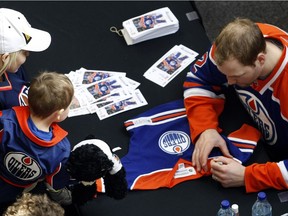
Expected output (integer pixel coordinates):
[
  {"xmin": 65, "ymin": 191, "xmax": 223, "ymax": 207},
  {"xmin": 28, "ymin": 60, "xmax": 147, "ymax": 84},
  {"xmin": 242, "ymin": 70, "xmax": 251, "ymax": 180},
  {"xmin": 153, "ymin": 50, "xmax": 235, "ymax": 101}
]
[
  {"xmin": 0, "ymin": 66, "xmax": 29, "ymax": 110},
  {"xmin": 121, "ymin": 100, "xmax": 261, "ymax": 190},
  {"xmin": 183, "ymin": 23, "xmax": 288, "ymax": 192},
  {"xmin": 0, "ymin": 106, "xmax": 70, "ymax": 189},
  {"xmin": 184, "ymin": 23, "xmax": 288, "ymax": 159}
]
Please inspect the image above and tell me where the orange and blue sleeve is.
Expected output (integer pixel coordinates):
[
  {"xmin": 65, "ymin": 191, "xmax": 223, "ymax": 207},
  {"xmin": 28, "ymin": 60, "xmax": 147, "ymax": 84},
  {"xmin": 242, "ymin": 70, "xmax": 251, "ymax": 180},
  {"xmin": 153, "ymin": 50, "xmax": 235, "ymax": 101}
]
[{"xmin": 245, "ymin": 161, "xmax": 288, "ymax": 192}]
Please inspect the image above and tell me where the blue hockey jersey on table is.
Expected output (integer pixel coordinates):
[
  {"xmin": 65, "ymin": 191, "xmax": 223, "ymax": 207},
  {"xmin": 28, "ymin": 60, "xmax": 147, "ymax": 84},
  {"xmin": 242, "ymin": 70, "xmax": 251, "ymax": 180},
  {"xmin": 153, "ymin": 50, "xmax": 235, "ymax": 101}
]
[{"xmin": 121, "ymin": 100, "xmax": 261, "ymax": 190}]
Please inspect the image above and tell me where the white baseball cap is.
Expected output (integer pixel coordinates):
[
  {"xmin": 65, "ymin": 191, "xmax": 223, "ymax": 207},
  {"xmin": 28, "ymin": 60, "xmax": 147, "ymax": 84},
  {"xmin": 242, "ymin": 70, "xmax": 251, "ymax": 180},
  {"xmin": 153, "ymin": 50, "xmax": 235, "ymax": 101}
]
[{"xmin": 0, "ymin": 8, "xmax": 51, "ymax": 54}]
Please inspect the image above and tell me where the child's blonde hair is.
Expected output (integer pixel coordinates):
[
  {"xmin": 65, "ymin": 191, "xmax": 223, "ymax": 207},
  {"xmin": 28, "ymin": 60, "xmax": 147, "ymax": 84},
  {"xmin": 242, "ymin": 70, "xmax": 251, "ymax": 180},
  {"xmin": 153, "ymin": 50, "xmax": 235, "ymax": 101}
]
[
  {"xmin": 3, "ymin": 193, "xmax": 65, "ymax": 216},
  {"xmin": 0, "ymin": 51, "xmax": 19, "ymax": 75}
]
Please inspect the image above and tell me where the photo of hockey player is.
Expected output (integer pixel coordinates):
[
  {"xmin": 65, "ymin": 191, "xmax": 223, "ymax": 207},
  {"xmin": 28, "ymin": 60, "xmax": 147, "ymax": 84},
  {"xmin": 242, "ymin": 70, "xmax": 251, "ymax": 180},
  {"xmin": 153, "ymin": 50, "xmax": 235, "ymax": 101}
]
[
  {"xmin": 95, "ymin": 93, "xmax": 121, "ymax": 108},
  {"xmin": 105, "ymin": 98, "xmax": 137, "ymax": 115},
  {"xmin": 86, "ymin": 79, "xmax": 122, "ymax": 100},
  {"xmin": 157, "ymin": 52, "xmax": 189, "ymax": 75},
  {"xmin": 133, "ymin": 13, "xmax": 166, "ymax": 32},
  {"xmin": 94, "ymin": 89, "xmax": 147, "ymax": 120},
  {"xmin": 97, "ymin": 92, "xmax": 121, "ymax": 103},
  {"xmin": 82, "ymin": 71, "xmax": 110, "ymax": 84}
]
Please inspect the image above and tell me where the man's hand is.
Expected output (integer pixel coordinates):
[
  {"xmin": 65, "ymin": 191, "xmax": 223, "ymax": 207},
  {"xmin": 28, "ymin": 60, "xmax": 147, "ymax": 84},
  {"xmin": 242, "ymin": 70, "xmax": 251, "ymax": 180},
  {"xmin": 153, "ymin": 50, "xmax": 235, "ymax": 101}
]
[
  {"xmin": 192, "ymin": 129, "xmax": 232, "ymax": 172},
  {"xmin": 210, "ymin": 156, "xmax": 245, "ymax": 187}
]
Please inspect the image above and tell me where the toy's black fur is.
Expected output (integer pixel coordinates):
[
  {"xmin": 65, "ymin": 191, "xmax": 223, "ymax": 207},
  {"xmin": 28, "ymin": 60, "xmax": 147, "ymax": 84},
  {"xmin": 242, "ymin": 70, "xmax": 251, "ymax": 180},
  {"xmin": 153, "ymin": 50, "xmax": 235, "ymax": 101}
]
[
  {"xmin": 104, "ymin": 168, "xmax": 127, "ymax": 200},
  {"xmin": 66, "ymin": 135, "xmax": 128, "ymax": 205},
  {"xmin": 69, "ymin": 182, "xmax": 97, "ymax": 205},
  {"xmin": 67, "ymin": 144, "xmax": 114, "ymax": 181}
]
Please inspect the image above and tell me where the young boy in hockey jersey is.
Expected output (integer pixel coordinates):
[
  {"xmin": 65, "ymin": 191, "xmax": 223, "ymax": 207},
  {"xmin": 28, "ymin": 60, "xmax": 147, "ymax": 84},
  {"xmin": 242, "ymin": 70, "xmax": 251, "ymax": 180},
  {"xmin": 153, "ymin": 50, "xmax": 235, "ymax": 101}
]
[
  {"xmin": 183, "ymin": 18, "xmax": 288, "ymax": 192},
  {"xmin": 0, "ymin": 71, "xmax": 74, "ymax": 206},
  {"xmin": 0, "ymin": 8, "xmax": 51, "ymax": 110}
]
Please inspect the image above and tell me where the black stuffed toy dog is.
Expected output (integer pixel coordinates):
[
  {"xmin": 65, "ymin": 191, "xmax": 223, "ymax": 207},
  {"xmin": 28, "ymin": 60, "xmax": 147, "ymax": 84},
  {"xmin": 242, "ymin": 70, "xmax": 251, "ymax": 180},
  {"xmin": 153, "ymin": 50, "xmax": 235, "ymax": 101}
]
[{"xmin": 66, "ymin": 135, "xmax": 128, "ymax": 205}]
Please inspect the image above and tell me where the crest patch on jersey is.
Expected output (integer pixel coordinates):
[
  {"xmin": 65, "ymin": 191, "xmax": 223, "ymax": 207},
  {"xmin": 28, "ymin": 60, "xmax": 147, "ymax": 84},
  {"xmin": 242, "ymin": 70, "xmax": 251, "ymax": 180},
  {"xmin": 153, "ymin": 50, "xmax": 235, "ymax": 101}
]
[
  {"xmin": 238, "ymin": 90, "xmax": 277, "ymax": 145},
  {"xmin": 158, "ymin": 130, "xmax": 190, "ymax": 154},
  {"xmin": 18, "ymin": 85, "xmax": 29, "ymax": 106},
  {"xmin": 4, "ymin": 152, "xmax": 42, "ymax": 181}
]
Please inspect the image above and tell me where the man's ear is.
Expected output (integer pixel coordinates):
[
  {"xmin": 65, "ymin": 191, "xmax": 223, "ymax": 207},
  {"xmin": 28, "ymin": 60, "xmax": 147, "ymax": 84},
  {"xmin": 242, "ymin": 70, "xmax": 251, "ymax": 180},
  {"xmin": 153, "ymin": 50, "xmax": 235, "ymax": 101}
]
[{"xmin": 256, "ymin": 52, "xmax": 265, "ymax": 66}]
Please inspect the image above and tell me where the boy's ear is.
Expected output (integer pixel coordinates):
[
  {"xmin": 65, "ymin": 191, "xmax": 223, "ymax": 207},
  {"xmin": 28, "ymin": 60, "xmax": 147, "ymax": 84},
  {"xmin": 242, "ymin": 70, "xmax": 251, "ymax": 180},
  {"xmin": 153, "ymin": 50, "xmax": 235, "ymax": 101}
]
[{"xmin": 56, "ymin": 108, "xmax": 65, "ymax": 120}]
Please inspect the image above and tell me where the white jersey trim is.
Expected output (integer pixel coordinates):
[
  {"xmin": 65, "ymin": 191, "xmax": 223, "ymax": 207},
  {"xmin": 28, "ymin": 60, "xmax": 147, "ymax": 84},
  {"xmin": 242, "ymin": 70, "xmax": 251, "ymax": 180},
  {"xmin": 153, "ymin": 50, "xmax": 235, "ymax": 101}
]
[
  {"xmin": 260, "ymin": 46, "xmax": 288, "ymax": 95},
  {"xmin": 277, "ymin": 161, "xmax": 288, "ymax": 185}
]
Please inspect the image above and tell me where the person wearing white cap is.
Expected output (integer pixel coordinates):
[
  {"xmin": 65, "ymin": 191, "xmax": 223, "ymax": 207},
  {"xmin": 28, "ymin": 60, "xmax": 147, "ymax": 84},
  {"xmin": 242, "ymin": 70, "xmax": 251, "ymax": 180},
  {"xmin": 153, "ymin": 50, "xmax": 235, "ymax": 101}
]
[{"xmin": 0, "ymin": 8, "xmax": 51, "ymax": 110}]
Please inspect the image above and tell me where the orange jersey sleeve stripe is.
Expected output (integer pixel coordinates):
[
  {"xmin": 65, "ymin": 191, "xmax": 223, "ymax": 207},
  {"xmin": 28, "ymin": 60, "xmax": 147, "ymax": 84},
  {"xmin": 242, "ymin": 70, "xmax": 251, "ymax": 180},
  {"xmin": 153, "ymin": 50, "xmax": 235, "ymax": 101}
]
[
  {"xmin": 152, "ymin": 111, "xmax": 187, "ymax": 123},
  {"xmin": 124, "ymin": 110, "xmax": 187, "ymax": 127},
  {"xmin": 184, "ymin": 96, "xmax": 224, "ymax": 142},
  {"xmin": 245, "ymin": 162, "xmax": 287, "ymax": 193},
  {"xmin": 233, "ymin": 143, "xmax": 256, "ymax": 150},
  {"xmin": 183, "ymin": 81, "xmax": 203, "ymax": 88}
]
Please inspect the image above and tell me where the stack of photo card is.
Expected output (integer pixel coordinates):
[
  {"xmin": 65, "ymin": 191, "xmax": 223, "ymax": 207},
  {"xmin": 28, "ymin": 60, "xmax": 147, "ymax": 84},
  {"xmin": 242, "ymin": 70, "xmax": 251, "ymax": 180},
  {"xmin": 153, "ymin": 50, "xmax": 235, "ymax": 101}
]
[
  {"xmin": 143, "ymin": 44, "xmax": 199, "ymax": 87},
  {"xmin": 66, "ymin": 68, "xmax": 148, "ymax": 120},
  {"xmin": 121, "ymin": 7, "xmax": 179, "ymax": 45}
]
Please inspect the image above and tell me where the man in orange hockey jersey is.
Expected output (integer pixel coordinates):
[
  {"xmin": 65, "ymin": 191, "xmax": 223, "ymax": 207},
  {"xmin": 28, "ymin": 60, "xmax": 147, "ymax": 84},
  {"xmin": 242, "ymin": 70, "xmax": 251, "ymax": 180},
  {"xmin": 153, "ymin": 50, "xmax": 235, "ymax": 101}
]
[{"xmin": 183, "ymin": 18, "xmax": 288, "ymax": 192}]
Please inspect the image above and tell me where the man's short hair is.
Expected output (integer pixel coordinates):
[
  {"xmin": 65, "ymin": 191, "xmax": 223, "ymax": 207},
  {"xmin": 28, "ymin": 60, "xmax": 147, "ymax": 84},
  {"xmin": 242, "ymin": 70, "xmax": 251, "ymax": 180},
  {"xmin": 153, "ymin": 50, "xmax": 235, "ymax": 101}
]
[{"xmin": 214, "ymin": 18, "xmax": 266, "ymax": 66}]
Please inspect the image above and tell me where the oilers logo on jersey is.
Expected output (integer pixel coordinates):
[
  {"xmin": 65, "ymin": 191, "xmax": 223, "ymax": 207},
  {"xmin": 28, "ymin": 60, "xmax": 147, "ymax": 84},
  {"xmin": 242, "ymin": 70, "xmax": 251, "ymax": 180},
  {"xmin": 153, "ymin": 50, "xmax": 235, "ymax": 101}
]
[
  {"xmin": 158, "ymin": 130, "xmax": 190, "ymax": 154},
  {"xmin": 237, "ymin": 90, "xmax": 277, "ymax": 145},
  {"xmin": 4, "ymin": 152, "xmax": 42, "ymax": 181},
  {"xmin": 18, "ymin": 85, "xmax": 29, "ymax": 106}
]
